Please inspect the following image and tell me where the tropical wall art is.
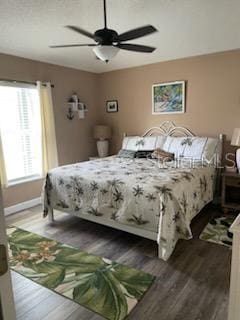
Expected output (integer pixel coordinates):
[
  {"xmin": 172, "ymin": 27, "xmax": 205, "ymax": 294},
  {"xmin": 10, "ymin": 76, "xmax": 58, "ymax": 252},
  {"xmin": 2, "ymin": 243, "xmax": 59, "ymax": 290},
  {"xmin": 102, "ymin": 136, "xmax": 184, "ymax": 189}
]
[{"xmin": 152, "ymin": 81, "xmax": 185, "ymax": 114}]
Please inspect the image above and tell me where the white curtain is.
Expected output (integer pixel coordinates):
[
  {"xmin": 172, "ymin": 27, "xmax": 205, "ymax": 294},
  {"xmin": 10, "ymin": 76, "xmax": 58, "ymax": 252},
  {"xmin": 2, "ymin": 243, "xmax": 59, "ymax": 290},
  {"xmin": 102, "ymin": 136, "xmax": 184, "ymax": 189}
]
[
  {"xmin": 37, "ymin": 81, "xmax": 59, "ymax": 175},
  {"xmin": 0, "ymin": 132, "xmax": 7, "ymax": 187}
]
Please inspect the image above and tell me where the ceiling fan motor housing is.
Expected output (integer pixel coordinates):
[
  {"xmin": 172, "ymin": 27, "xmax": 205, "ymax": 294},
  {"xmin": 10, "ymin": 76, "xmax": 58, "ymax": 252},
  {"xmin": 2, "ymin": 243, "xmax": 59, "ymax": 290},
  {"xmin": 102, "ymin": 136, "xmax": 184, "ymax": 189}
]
[{"xmin": 94, "ymin": 29, "xmax": 118, "ymax": 45}]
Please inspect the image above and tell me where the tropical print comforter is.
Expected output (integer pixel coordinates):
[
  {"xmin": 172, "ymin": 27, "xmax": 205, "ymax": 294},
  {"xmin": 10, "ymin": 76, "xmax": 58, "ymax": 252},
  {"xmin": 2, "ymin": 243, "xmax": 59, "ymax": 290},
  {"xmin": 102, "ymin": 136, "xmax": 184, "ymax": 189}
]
[{"xmin": 42, "ymin": 156, "xmax": 216, "ymax": 260}]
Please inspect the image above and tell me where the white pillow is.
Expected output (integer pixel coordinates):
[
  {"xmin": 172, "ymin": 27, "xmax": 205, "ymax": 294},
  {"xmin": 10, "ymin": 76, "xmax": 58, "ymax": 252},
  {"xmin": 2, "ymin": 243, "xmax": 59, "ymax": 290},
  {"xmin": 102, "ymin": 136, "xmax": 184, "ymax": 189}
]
[
  {"xmin": 155, "ymin": 136, "xmax": 167, "ymax": 149},
  {"xmin": 183, "ymin": 137, "xmax": 207, "ymax": 159},
  {"xmin": 202, "ymin": 138, "xmax": 219, "ymax": 162},
  {"xmin": 122, "ymin": 135, "xmax": 167, "ymax": 151},
  {"xmin": 163, "ymin": 136, "xmax": 186, "ymax": 157},
  {"xmin": 138, "ymin": 136, "xmax": 167, "ymax": 150},
  {"xmin": 122, "ymin": 136, "xmax": 140, "ymax": 151},
  {"xmin": 162, "ymin": 136, "xmax": 219, "ymax": 160}
]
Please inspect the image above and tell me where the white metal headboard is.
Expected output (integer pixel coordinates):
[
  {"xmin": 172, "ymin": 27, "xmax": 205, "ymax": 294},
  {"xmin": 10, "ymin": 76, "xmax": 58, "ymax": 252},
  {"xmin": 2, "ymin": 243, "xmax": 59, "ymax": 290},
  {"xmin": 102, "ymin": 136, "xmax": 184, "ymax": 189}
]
[
  {"xmin": 141, "ymin": 121, "xmax": 224, "ymax": 164},
  {"xmin": 124, "ymin": 120, "xmax": 224, "ymax": 166},
  {"xmin": 142, "ymin": 121, "xmax": 195, "ymax": 137}
]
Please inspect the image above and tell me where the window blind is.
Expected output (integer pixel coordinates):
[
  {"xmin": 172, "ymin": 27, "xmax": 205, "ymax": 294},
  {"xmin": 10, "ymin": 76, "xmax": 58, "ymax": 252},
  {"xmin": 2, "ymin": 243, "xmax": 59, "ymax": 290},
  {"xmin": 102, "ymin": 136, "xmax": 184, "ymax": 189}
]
[{"xmin": 0, "ymin": 84, "xmax": 42, "ymax": 184}]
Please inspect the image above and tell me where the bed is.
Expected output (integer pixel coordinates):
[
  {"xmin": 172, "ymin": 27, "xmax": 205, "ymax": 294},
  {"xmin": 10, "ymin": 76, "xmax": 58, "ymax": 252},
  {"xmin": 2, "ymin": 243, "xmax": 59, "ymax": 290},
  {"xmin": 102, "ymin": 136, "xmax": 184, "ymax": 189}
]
[{"xmin": 42, "ymin": 121, "xmax": 223, "ymax": 260}]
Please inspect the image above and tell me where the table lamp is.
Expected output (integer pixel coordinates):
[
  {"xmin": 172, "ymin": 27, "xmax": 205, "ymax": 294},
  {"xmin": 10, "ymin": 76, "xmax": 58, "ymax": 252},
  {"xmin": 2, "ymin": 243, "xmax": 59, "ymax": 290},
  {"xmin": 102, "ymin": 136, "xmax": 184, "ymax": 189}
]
[
  {"xmin": 93, "ymin": 125, "xmax": 111, "ymax": 157},
  {"xmin": 231, "ymin": 128, "xmax": 240, "ymax": 173}
]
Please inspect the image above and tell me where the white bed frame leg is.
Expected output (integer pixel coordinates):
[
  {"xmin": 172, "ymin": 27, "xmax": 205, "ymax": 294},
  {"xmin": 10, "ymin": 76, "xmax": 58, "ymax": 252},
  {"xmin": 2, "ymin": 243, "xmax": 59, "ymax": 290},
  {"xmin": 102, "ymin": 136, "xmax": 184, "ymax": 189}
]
[
  {"xmin": 158, "ymin": 242, "xmax": 167, "ymax": 260},
  {"xmin": 48, "ymin": 209, "xmax": 54, "ymax": 222},
  {"xmin": 158, "ymin": 243, "xmax": 162, "ymax": 259},
  {"xmin": 158, "ymin": 241, "xmax": 171, "ymax": 261}
]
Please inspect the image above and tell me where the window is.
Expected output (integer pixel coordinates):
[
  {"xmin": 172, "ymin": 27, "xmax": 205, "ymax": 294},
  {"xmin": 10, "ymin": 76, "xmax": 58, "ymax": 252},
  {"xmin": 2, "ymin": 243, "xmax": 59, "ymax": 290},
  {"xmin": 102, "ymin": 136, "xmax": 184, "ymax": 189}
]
[{"xmin": 0, "ymin": 84, "xmax": 42, "ymax": 185}]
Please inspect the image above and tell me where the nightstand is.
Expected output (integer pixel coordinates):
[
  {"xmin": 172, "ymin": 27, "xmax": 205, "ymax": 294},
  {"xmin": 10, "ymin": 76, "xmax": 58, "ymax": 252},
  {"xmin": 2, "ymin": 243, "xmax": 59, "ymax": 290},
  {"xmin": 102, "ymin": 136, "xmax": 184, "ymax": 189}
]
[{"xmin": 222, "ymin": 172, "xmax": 240, "ymax": 213}]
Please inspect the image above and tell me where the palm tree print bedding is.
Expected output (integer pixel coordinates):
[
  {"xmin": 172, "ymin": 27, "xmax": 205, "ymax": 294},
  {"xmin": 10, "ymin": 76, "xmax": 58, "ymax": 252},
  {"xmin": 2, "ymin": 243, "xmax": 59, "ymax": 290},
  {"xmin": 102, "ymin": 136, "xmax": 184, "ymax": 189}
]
[
  {"xmin": 7, "ymin": 227, "xmax": 155, "ymax": 320},
  {"xmin": 42, "ymin": 156, "xmax": 216, "ymax": 260}
]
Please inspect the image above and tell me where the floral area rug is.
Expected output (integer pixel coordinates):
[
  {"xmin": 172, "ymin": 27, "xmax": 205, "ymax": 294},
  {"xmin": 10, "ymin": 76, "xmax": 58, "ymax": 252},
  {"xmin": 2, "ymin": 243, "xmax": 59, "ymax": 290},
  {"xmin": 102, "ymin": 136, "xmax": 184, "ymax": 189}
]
[
  {"xmin": 7, "ymin": 226, "xmax": 155, "ymax": 320},
  {"xmin": 199, "ymin": 216, "xmax": 235, "ymax": 248}
]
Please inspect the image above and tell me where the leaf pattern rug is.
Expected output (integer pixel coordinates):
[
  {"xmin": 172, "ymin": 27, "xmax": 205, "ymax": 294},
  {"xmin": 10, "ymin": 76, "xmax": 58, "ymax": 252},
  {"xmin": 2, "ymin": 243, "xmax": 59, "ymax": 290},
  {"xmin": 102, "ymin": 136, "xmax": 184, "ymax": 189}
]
[
  {"xmin": 199, "ymin": 216, "xmax": 235, "ymax": 248},
  {"xmin": 7, "ymin": 227, "xmax": 155, "ymax": 320}
]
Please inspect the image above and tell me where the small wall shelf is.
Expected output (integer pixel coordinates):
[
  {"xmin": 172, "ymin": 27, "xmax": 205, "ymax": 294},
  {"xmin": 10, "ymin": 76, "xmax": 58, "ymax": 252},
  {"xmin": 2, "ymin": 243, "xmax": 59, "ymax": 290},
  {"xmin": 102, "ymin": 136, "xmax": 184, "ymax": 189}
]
[{"xmin": 67, "ymin": 93, "xmax": 88, "ymax": 120}]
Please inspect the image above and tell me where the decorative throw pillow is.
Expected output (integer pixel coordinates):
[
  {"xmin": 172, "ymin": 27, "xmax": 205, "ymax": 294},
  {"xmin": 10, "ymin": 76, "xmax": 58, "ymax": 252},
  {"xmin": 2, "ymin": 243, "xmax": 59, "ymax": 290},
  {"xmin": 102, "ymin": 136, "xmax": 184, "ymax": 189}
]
[
  {"xmin": 151, "ymin": 148, "xmax": 174, "ymax": 162},
  {"xmin": 117, "ymin": 149, "xmax": 136, "ymax": 159},
  {"xmin": 135, "ymin": 150, "xmax": 153, "ymax": 158}
]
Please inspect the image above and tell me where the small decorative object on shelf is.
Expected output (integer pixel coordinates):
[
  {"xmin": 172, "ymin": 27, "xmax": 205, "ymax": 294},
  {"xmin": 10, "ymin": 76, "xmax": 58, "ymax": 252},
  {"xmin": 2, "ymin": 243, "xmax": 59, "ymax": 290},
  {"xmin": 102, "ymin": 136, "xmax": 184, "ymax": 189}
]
[
  {"xmin": 93, "ymin": 125, "xmax": 111, "ymax": 158},
  {"xmin": 67, "ymin": 92, "xmax": 88, "ymax": 120},
  {"xmin": 231, "ymin": 128, "xmax": 240, "ymax": 174},
  {"xmin": 221, "ymin": 171, "xmax": 240, "ymax": 213}
]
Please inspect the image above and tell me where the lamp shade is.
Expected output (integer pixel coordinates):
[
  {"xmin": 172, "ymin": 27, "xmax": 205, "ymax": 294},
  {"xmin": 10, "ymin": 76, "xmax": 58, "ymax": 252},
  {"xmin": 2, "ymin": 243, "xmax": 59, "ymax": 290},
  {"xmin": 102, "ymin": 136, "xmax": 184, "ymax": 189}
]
[
  {"xmin": 93, "ymin": 125, "xmax": 111, "ymax": 140},
  {"xmin": 231, "ymin": 128, "xmax": 240, "ymax": 146}
]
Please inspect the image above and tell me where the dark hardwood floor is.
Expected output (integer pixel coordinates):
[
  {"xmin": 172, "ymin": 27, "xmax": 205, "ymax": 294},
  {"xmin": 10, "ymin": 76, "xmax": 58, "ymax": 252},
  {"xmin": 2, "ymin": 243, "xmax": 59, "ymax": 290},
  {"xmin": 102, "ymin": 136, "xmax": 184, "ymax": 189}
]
[{"xmin": 6, "ymin": 204, "xmax": 231, "ymax": 320}]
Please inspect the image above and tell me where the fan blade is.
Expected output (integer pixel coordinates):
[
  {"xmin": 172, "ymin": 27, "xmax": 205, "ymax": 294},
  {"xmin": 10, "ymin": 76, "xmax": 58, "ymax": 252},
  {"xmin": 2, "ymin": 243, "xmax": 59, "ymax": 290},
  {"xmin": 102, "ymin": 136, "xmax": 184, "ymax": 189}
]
[
  {"xmin": 49, "ymin": 44, "xmax": 97, "ymax": 48},
  {"xmin": 117, "ymin": 43, "xmax": 156, "ymax": 53},
  {"xmin": 118, "ymin": 25, "xmax": 157, "ymax": 42},
  {"xmin": 65, "ymin": 25, "xmax": 95, "ymax": 39}
]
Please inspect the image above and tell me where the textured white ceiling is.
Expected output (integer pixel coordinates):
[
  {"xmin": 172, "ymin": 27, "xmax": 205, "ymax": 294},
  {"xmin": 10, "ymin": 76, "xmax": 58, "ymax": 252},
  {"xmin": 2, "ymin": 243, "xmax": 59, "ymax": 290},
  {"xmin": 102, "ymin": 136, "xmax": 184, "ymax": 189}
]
[{"xmin": 0, "ymin": 0, "xmax": 240, "ymax": 73}]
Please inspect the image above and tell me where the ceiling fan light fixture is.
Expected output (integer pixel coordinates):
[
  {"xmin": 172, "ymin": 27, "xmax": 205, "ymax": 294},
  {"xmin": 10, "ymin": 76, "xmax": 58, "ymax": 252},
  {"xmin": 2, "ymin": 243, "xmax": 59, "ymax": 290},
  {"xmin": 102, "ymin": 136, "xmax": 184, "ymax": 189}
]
[{"xmin": 93, "ymin": 45, "xmax": 119, "ymax": 62}]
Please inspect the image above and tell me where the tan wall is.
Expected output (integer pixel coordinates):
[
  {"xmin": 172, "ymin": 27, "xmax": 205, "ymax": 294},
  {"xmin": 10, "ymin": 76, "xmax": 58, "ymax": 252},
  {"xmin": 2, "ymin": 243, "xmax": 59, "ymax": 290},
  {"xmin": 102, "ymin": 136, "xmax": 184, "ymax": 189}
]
[
  {"xmin": 97, "ymin": 50, "xmax": 240, "ymax": 156},
  {"xmin": 2, "ymin": 49, "xmax": 240, "ymax": 207},
  {"xmin": 0, "ymin": 53, "xmax": 98, "ymax": 207}
]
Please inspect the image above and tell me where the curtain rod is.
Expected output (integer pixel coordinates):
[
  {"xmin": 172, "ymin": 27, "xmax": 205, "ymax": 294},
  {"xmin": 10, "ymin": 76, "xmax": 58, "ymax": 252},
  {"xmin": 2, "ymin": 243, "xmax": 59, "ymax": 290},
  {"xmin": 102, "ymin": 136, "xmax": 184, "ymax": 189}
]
[{"xmin": 0, "ymin": 78, "xmax": 54, "ymax": 88}]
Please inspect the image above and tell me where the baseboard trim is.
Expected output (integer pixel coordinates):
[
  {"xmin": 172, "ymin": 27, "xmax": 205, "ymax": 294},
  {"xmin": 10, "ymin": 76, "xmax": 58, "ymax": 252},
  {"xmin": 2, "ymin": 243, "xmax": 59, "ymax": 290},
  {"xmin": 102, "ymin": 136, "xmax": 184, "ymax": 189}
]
[{"xmin": 4, "ymin": 197, "xmax": 41, "ymax": 216}]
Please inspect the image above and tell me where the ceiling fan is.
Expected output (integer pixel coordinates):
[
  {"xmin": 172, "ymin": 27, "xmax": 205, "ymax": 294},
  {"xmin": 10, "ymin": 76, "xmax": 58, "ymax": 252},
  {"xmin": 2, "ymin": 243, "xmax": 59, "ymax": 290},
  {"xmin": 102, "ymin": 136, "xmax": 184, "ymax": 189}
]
[{"xmin": 49, "ymin": 0, "xmax": 158, "ymax": 62}]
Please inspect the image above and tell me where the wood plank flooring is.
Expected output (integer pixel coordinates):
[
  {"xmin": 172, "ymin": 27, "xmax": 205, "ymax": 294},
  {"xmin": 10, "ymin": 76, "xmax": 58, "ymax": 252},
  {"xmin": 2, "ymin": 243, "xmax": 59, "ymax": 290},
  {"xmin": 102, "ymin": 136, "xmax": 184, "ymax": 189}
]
[{"xmin": 6, "ymin": 204, "xmax": 231, "ymax": 320}]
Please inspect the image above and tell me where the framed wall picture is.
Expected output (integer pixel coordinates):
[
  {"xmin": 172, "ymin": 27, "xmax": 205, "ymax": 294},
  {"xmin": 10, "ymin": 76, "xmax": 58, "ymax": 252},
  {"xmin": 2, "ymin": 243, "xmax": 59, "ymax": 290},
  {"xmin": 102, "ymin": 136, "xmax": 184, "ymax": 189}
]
[
  {"xmin": 152, "ymin": 81, "xmax": 185, "ymax": 114},
  {"xmin": 106, "ymin": 100, "xmax": 118, "ymax": 113}
]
